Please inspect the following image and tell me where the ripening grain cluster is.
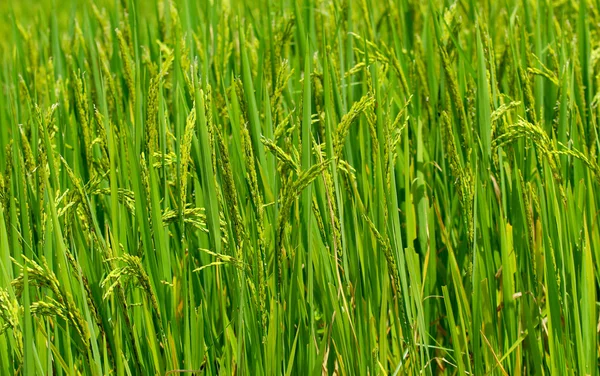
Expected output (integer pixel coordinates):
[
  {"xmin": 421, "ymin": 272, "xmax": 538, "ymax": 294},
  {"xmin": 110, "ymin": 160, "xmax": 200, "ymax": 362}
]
[{"xmin": 0, "ymin": 0, "xmax": 599, "ymax": 374}]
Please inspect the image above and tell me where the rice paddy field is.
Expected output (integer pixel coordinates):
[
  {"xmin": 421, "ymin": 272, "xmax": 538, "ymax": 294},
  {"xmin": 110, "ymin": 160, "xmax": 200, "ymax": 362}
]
[{"xmin": 1, "ymin": 0, "xmax": 600, "ymax": 374}]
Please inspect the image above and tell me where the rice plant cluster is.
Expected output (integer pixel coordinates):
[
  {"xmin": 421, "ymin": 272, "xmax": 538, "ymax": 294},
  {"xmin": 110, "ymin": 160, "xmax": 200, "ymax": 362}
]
[{"xmin": 0, "ymin": 0, "xmax": 599, "ymax": 374}]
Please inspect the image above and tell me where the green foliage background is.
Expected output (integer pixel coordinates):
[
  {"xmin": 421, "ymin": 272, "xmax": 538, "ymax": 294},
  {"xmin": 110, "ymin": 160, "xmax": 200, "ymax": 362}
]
[{"xmin": 0, "ymin": 0, "xmax": 599, "ymax": 374}]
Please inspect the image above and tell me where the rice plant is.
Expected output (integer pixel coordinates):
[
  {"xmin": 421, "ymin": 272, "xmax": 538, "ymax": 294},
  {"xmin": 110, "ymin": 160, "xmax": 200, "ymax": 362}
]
[{"xmin": 0, "ymin": 0, "xmax": 599, "ymax": 374}]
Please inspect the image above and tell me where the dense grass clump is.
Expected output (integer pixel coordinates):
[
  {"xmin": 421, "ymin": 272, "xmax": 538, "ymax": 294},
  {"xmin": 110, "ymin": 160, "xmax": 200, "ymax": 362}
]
[{"xmin": 1, "ymin": 0, "xmax": 599, "ymax": 374}]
